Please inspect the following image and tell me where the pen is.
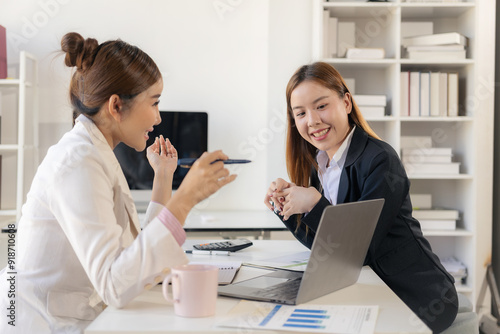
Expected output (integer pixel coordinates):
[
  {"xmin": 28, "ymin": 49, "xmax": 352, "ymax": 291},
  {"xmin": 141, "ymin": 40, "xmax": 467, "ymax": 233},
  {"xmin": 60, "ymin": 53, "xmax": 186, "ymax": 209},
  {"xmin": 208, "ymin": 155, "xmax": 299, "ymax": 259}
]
[
  {"xmin": 184, "ymin": 250, "xmax": 231, "ymax": 256},
  {"xmin": 178, "ymin": 158, "xmax": 252, "ymax": 168}
]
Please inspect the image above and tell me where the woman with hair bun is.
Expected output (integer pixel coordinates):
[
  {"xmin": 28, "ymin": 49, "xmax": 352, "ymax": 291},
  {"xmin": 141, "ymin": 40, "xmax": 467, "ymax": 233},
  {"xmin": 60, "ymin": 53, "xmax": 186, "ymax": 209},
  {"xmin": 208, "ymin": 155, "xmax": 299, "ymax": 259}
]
[{"xmin": 0, "ymin": 32, "xmax": 236, "ymax": 333}]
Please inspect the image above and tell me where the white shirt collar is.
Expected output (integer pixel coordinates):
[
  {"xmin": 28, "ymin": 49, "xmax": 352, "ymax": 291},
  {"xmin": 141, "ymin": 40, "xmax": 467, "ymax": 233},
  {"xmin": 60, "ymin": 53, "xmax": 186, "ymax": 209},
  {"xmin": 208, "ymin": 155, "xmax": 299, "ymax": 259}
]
[{"xmin": 317, "ymin": 126, "xmax": 356, "ymax": 171}]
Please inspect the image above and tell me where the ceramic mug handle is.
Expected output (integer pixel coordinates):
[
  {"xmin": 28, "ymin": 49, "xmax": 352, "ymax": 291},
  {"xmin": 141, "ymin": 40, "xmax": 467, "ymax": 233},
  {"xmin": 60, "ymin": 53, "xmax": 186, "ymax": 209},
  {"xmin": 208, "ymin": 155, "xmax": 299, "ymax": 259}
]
[{"xmin": 162, "ymin": 273, "xmax": 180, "ymax": 304}]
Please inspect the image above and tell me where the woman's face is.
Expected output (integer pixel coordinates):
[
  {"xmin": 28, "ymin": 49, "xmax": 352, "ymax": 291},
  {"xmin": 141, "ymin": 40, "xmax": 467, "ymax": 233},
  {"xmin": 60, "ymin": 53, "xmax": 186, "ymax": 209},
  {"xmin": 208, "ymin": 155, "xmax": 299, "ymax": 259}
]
[
  {"xmin": 118, "ymin": 79, "xmax": 163, "ymax": 151},
  {"xmin": 290, "ymin": 80, "xmax": 352, "ymax": 160}
]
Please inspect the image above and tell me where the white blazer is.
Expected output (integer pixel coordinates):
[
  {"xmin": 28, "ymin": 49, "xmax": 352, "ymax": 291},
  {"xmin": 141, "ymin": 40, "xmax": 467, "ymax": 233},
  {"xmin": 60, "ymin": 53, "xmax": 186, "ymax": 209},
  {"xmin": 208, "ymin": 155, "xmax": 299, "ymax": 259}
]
[{"xmin": 0, "ymin": 115, "xmax": 188, "ymax": 333}]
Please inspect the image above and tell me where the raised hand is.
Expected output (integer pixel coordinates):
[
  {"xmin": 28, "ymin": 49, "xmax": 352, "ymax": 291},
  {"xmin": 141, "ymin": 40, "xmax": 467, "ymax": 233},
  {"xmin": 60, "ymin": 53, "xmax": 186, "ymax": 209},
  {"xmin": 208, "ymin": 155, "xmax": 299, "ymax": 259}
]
[{"xmin": 146, "ymin": 135, "xmax": 178, "ymax": 176}]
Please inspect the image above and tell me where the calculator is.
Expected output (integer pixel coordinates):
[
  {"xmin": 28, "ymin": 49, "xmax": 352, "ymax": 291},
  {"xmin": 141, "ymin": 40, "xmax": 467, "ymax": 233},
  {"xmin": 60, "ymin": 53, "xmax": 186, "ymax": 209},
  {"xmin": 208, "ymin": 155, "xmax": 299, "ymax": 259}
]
[{"xmin": 193, "ymin": 239, "xmax": 253, "ymax": 252}]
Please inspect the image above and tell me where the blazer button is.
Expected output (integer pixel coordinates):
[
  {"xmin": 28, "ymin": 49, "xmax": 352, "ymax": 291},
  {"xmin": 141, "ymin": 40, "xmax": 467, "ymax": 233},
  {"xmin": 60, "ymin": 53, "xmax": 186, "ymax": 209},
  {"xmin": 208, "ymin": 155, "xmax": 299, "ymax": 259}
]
[
  {"xmin": 144, "ymin": 283, "xmax": 152, "ymax": 290},
  {"xmin": 154, "ymin": 276, "xmax": 162, "ymax": 284}
]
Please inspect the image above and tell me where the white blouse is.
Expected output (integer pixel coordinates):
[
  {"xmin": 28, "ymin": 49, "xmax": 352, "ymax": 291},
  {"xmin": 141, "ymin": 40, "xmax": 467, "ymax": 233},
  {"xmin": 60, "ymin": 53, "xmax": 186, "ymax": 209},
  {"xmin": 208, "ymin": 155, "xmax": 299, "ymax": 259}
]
[{"xmin": 316, "ymin": 126, "xmax": 356, "ymax": 205}]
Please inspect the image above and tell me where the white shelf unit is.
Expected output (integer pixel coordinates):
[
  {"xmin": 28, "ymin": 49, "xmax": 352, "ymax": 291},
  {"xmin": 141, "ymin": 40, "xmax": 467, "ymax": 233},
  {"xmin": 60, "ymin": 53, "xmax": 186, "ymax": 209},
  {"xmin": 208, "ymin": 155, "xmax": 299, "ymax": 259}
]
[
  {"xmin": 312, "ymin": 1, "xmax": 495, "ymax": 304},
  {"xmin": 0, "ymin": 51, "xmax": 39, "ymax": 224}
]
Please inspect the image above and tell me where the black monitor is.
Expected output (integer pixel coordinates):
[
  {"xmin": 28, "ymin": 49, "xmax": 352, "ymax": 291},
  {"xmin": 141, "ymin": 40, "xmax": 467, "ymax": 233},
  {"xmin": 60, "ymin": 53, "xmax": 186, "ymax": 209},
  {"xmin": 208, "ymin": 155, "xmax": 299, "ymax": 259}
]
[{"xmin": 114, "ymin": 111, "xmax": 208, "ymax": 191}]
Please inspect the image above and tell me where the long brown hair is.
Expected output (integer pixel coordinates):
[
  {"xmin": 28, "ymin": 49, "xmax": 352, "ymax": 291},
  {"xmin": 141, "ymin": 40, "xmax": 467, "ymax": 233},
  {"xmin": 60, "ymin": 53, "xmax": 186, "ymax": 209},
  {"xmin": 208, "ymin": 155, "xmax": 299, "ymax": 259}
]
[
  {"xmin": 61, "ymin": 32, "xmax": 162, "ymax": 124},
  {"xmin": 285, "ymin": 62, "xmax": 380, "ymax": 188}
]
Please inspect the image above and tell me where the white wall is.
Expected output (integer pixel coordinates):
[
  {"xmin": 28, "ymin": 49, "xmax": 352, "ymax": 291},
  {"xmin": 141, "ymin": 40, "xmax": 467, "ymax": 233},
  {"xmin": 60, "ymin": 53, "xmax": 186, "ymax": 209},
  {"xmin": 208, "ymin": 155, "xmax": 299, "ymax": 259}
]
[{"xmin": 0, "ymin": 0, "xmax": 311, "ymax": 211}]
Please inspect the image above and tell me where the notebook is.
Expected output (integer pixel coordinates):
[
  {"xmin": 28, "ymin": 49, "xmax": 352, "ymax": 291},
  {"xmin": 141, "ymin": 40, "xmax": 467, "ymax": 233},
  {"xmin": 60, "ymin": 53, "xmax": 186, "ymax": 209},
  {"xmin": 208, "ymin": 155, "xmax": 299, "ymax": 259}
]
[
  {"xmin": 190, "ymin": 261, "xmax": 242, "ymax": 285},
  {"xmin": 217, "ymin": 198, "xmax": 385, "ymax": 305}
]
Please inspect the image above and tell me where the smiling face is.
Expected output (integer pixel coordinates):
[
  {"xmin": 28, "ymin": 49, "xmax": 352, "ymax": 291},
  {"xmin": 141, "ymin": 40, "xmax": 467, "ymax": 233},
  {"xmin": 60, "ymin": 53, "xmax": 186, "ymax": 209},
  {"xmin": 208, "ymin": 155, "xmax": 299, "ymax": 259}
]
[
  {"xmin": 117, "ymin": 79, "xmax": 163, "ymax": 151},
  {"xmin": 290, "ymin": 80, "xmax": 352, "ymax": 160}
]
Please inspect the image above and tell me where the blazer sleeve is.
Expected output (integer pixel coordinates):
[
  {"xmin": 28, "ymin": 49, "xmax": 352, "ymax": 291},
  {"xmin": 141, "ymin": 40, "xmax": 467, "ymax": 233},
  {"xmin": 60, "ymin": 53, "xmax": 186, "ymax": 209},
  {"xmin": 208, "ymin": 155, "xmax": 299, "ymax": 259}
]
[
  {"xmin": 48, "ymin": 149, "xmax": 188, "ymax": 308},
  {"xmin": 352, "ymin": 149, "xmax": 409, "ymax": 251}
]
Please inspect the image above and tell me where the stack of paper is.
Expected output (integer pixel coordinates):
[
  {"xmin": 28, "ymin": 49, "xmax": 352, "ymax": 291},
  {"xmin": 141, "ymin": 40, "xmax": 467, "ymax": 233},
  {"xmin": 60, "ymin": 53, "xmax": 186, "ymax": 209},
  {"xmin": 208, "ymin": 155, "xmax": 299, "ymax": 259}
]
[
  {"xmin": 413, "ymin": 208, "xmax": 459, "ymax": 230},
  {"xmin": 353, "ymin": 94, "xmax": 386, "ymax": 118},
  {"xmin": 402, "ymin": 32, "xmax": 468, "ymax": 60},
  {"xmin": 401, "ymin": 136, "xmax": 460, "ymax": 175},
  {"xmin": 441, "ymin": 257, "xmax": 468, "ymax": 285}
]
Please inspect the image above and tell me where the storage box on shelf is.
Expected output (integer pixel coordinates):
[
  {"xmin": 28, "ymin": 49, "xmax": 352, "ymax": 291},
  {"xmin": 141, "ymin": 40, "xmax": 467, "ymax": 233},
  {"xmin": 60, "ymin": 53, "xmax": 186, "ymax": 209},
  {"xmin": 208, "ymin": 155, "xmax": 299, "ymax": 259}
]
[{"xmin": 312, "ymin": 0, "xmax": 494, "ymax": 304}]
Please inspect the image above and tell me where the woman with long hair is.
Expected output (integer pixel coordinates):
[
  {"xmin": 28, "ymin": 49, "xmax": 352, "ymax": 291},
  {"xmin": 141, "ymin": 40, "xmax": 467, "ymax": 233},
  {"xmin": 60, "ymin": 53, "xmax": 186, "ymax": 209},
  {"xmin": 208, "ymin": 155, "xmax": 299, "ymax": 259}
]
[{"xmin": 265, "ymin": 62, "xmax": 458, "ymax": 333}]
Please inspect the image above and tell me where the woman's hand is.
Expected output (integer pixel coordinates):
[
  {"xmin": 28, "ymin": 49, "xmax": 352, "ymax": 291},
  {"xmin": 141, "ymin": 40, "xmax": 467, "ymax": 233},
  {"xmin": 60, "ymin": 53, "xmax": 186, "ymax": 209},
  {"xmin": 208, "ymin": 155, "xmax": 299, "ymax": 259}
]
[
  {"xmin": 167, "ymin": 150, "xmax": 237, "ymax": 223},
  {"xmin": 146, "ymin": 135, "xmax": 177, "ymax": 176},
  {"xmin": 264, "ymin": 178, "xmax": 294, "ymax": 211},
  {"xmin": 147, "ymin": 135, "xmax": 177, "ymax": 206},
  {"xmin": 274, "ymin": 186, "xmax": 322, "ymax": 220}
]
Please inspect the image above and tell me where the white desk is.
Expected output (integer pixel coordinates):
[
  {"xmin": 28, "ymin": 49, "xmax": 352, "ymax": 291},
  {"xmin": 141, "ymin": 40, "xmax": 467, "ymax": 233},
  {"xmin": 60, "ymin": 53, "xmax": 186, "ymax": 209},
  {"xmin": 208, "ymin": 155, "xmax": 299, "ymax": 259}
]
[
  {"xmin": 85, "ymin": 240, "xmax": 431, "ymax": 334},
  {"xmin": 139, "ymin": 210, "xmax": 287, "ymax": 239}
]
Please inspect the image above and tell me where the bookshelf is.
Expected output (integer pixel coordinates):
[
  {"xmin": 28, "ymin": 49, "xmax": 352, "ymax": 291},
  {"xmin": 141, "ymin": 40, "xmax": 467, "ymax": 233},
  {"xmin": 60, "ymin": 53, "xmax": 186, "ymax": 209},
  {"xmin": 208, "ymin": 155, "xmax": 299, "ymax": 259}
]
[
  {"xmin": 0, "ymin": 51, "xmax": 38, "ymax": 224},
  {"xmin": 312, "ymin": 0, "xmax": 495, "ymax": 305}
]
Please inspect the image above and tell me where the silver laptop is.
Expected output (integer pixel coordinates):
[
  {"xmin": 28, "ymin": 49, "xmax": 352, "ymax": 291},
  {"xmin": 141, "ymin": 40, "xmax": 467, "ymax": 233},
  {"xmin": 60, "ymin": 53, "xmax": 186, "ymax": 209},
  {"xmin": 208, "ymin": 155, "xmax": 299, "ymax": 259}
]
[{"xmin": 217, "ymin": 198, "xmax": 385, "ymax": 305}]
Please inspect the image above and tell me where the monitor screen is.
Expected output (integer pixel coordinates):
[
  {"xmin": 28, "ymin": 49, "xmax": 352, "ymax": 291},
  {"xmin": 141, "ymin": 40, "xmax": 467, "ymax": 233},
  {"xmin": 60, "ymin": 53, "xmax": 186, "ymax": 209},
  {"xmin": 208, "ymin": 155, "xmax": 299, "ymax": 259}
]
[{"xmin": 113, "ymin": 111, "xmax": 208, "ymax": 190}]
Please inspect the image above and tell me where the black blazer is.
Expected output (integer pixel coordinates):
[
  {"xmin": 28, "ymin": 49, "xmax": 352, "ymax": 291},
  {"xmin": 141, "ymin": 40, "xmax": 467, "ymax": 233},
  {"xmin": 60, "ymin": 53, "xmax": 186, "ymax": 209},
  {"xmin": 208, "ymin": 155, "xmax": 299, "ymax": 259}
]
[{"xmin": 280, "ymin": 127, "xmax": 458, "ymax": 333}]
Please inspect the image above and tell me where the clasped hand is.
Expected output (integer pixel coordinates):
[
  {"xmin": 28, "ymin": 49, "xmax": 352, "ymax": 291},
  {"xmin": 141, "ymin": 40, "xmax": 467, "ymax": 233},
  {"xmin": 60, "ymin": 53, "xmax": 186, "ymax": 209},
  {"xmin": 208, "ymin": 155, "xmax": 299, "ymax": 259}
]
[{"xmin": 264, "ymin": 178, "xmax": 322, "ymax": 220}]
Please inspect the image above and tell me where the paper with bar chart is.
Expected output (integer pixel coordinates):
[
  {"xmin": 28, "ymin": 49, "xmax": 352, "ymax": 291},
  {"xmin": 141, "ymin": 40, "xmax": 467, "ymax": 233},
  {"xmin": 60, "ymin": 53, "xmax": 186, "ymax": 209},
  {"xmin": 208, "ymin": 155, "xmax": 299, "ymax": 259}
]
[{"xmin": 217, "ymin": 300, "xmax": 378, "ymax": 333}]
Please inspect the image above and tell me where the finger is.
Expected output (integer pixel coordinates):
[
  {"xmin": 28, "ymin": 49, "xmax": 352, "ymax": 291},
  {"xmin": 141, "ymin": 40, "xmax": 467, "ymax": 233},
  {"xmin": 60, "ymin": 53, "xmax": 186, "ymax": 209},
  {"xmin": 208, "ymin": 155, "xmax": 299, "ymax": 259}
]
[
  {"xmin": 165, "ymin": 138, "xmax": 172, "ymax": 154},
  {"xmin": 197, "ymin": 150, "xmax": 229, "ymax": 166},
  {"xmin": 217, "ymin": 174, "xmax": 237, "ymax": 188},
  {"xmin": 275, "ymin": 178, "xmax": 290, "ymax": 192},
  {"xmin": 160, "ymin": 135, "xmax": 168, "ymax": 156}
]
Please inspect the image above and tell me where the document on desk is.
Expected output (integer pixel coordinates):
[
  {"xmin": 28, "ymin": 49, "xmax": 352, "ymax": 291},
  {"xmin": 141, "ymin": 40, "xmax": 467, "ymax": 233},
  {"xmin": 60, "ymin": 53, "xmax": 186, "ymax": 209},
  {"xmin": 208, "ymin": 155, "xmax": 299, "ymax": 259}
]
[
  {"xmin": 217, "ymin": 300, "xmax": 378, "ymax": 333},
  {"xmin": 189, "ymin": 261, "xmax": 241, "ymax": 285},
  {"xmin": 244, "ymin": 251, "xmax": 310, "ymax": 272}
]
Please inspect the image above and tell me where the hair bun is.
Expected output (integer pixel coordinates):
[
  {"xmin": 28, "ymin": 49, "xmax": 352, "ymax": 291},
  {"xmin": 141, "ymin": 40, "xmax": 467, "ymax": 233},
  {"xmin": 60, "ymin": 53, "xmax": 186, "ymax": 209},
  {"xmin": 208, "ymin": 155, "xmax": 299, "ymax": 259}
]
[{"xmin": 61, "ymin": 32, "xmax": 99, "ymax": 71}]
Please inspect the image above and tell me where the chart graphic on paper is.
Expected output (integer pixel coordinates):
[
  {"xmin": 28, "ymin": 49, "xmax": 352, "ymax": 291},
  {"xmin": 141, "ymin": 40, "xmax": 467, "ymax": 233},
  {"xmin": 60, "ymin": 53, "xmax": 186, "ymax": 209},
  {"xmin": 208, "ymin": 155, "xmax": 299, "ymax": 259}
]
[
  {"xmin": 260, "ymin": 306, "xmax": 331, "ymax": 330},
  {"xmin": 218, "ymin": 301, "xmax": 378, "ymax": 333}
]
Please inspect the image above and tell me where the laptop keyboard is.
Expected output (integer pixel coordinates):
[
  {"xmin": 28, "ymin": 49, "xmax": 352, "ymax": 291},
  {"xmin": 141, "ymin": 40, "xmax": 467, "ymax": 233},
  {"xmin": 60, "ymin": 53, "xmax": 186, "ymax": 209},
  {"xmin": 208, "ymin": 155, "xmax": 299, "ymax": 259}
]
[{"xmin": 254, "ymin": 278, "xmax": 302, "ymax": 300}]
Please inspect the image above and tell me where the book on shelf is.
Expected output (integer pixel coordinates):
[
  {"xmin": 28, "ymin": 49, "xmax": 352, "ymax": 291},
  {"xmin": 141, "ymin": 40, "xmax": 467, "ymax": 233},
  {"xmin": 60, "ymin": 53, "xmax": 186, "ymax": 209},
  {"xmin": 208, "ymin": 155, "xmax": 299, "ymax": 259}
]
[
  {"xmin": 0, "ymin": 25, "xmax": 6, "ymax": 79},
  {"xmin": 402, "ymin": 154, "xmax": 452, "ymax": 164},
  {"xmin": 407, "ymin": 50, "xmax": 466, "ymax": 60},
  {"xmin": 359, "ymin": 106, "xmax": 385, "ymax": 118},
  {"xmin": 448, "ymin": 72, "xmax": 459, "ymax": 116},
  {"xmin": 439, "ymin": 72, "xmax": 448, "ymax": 116},
  {"xmin": 400, "ymin": 71, "xmax": 410, "ymax": 116},
  {"xmin": 402, "ymin": 71, "xmax": 457, "ymax": 117},
  {"xmin": 322, "ymin": 11, "xmax": 338, "ymax": 58},
  {"xmin": 322, "ymin": 10, "xmax": 330, "ymax": 58},
  {"xmin": 409, "ymin": 72, "xmax": 420, "ymax": 116},
  {"xmin": 401, "ymin": 136, "xmax": 432, "ymax": 149},
  {"xmin": 430, "ymin": 72, "xmax": 440, "ymax": 116},
  {"xmin": 402, "ymin": 32, "xmax": 468, "ymax": 47},
  {"xmin": 328, "ymin": 17, "xmax": 338, "ymax": 58},
  {"xmin": 413, "ymin": 209, "xmax": 459, "ymax": 220},
  {"xmin": 403, "ymin": 162, "xmax": 460, "ymax": 175},
  {"xmin": 420, "ymin": 71, "xmax": 430, "ymax": 117},
  {"xmin": 419, "ymin": 219, "xmax": 456, "ymax": 231},
  {"xmin": 353, "ymin": 94, "xmax": 386, "ymax": 107},
  {"xmin": 338, "ymin": 21, "xmax": 355, "ymax": 58},
  {"xmin": 346, "ymin": 48, "xmax": 385, "ymax": 60},
  {"xmin": 406, "ymin": 44, "xmax": 465, "ymax": 52},
  {"xmin": 402, "ymin": 146, "xmax": 453, "ymax": 164},
  {"xmin": 410, "ymin": 194, "xmax": 432, "ymax": 210},
  {"xmin": 402, "ymin": 147, "xmax": 453, "ymax": 156},
  {"xmin": 401, "ymin": 21, "xmax": 433, "ymax": 40}
]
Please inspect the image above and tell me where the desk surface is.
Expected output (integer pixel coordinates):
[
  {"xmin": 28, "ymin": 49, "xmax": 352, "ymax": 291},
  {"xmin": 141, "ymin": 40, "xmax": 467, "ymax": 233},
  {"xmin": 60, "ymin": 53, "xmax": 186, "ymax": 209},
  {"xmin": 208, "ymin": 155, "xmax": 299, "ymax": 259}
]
[
  {"xmin": 139, "ymin": 210, "xmax": 286, "ymax": 231},
  {"xmin": 85, "ymin": 240, "xmax": 431, "ymax": 334}
]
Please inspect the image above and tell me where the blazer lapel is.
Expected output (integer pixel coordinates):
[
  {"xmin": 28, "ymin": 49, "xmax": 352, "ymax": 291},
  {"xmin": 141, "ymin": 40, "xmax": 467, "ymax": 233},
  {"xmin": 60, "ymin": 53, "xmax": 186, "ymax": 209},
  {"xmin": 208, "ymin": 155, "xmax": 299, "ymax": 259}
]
[{"xmin": 337, "ymin": 127, "xmax": 368, "ymax": 204}]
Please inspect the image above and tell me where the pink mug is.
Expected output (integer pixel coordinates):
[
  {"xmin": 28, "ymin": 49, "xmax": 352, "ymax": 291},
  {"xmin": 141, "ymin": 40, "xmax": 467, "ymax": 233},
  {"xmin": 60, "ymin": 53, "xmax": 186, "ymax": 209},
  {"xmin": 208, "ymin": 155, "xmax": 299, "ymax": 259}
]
[{"xmin": 162, "ymin": 264, "xmax": 219, "ymax": 317}]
